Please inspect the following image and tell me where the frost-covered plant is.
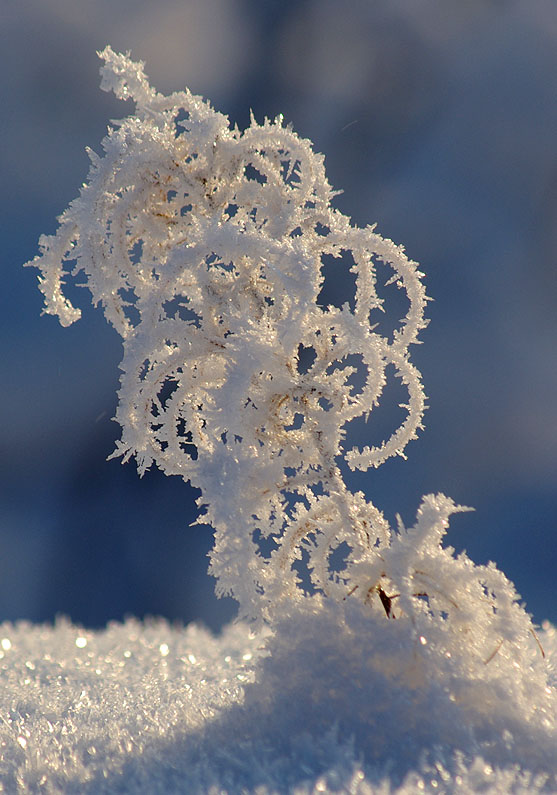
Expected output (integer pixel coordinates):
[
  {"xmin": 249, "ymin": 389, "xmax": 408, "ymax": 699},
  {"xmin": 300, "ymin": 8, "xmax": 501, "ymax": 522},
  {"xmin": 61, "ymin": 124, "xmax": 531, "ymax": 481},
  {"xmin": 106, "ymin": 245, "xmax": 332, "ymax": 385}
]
[{"xmin": 26, "ymin": 49, "xmax": 543, "ymax": 675}]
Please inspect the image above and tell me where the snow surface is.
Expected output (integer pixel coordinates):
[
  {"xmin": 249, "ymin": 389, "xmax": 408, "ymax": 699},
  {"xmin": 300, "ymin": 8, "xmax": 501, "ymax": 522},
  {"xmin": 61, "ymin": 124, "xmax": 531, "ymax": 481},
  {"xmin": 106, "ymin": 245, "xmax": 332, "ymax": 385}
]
[{"xmin": 1, "ymin": 606, "xmax": 556, "ymax": 794}]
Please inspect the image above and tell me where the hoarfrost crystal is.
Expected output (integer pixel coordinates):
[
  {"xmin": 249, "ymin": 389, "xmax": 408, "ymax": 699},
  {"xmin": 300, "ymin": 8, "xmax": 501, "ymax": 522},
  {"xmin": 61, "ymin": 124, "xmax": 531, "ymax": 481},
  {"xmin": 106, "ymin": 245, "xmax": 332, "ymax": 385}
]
[
  {"xmin": 19, "ymin": 44, "xmax": 557, "ymax": 795},
  {"xmin": 26, "ymin": 48, "xmax": 541, "ymax": 660}
]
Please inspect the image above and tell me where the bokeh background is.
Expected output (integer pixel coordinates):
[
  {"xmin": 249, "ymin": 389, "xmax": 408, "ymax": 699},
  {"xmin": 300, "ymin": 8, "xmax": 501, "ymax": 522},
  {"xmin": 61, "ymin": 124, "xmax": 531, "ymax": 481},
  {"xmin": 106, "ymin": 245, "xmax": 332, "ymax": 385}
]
[{"xmin": 2, "ymin": 0, "xmax": 556, "ymax": 631}]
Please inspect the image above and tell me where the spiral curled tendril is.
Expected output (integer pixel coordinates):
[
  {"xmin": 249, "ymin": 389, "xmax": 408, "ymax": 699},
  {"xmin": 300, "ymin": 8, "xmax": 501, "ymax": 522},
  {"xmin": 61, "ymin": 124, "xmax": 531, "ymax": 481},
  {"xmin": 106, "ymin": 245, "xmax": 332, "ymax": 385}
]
[{"xmin": 26, "ymin": 49, "xmax": 540, "ymax": 669}]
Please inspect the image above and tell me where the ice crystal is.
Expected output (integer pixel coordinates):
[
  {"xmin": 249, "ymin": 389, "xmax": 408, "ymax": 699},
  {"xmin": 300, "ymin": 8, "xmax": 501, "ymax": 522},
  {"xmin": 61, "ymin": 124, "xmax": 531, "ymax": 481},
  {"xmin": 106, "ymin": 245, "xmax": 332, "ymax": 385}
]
[
  {"xmin": 20, "ymin": 44, "xmax": 557, "ymax": 794},
  {"xmin": 0, "ymin": 616, "xmax": 556, "ymax": 793},
  {"xmin": 26, "ymin": 47, "xmax": 431, "ymax": 622},
  {"xmin": 26, "ymin": 46, "xmax": 549, "ymax": 691}
]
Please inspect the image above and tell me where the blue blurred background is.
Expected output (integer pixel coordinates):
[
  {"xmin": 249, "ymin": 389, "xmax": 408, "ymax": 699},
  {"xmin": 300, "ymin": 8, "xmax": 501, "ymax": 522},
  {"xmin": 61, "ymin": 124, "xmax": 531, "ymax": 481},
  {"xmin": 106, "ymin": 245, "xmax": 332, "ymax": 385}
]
[{"xmin": 2, "ymin": 0, "xmax": 556, "ymax": 631}]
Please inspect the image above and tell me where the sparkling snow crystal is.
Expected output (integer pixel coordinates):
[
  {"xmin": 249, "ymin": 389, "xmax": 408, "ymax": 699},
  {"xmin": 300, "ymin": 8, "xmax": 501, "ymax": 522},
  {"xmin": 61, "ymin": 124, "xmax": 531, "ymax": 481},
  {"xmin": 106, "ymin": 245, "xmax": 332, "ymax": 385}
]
[
  {"xmin": 0, "ymin": 616, "xmax": 556, "ymax": 792},
  {"xmin": 18, "ymin": 48, "xmax": 557, "ymax": 792}
]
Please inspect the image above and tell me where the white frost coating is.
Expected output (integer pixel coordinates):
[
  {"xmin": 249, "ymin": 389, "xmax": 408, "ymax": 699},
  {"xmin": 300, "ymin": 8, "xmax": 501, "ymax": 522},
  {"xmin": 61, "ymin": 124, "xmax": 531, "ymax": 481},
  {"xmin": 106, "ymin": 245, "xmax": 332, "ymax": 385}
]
[
  {"xmin": 26, "ymin": 48, "xmax": 550, "ymax": 689},
  {"xmin": 20, "ymin": 46, "xmax": 557, "ymax": 793},
  {"xmin": 26, "ymin": 47, "xmax": 432, "ymax": 621}
]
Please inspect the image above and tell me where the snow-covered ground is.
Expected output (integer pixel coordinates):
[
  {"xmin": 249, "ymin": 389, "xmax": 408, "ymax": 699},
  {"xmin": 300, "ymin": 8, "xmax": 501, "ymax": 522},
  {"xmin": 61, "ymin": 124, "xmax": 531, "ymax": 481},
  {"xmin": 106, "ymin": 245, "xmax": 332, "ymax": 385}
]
[{"xmin": 1, "ymin": 606, "xmax": 556, "ymax": 793}]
